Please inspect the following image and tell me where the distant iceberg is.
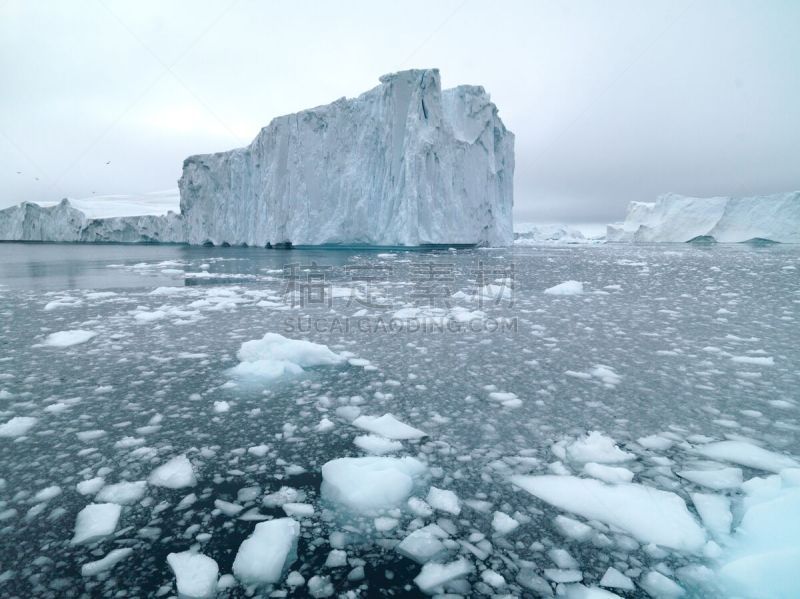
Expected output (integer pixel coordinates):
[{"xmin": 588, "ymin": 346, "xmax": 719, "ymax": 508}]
[
  {"xmin": 514, "ymin": 223, "xmax": 603, "ymax": 245},
  {"xmin": 607, "ymin": 191, "xmax": 800, "ymax": 243},
  {"xmin": 0, "ymin": 69, "xmax": 514, "ymax": 247}
]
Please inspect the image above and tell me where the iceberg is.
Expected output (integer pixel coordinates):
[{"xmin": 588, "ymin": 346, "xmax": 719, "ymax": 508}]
[
  {"xmin": 607, "ymin": 191, "xmax": 800, "ymax": 243},
  {"xmin": 179, "ymin": 68, "xmax": 513, "ymax": 247},
  {"xmin": 514, "ymin": 223, "xmax": 598, "ymax": 245},
  {"xmin": 0, "ymin": 70, "xmax": 513, "ymax": 247},
  {"xmin": 0, "ymin": 197, "xmax": 183, "ymax": 243}
]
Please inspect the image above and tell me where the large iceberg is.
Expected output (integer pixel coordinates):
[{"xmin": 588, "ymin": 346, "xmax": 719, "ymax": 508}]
[
  {"xmin": 179, "ymin": 68, "xmax": 513, "ymax": 246},
  {"xmin": 0, "ymin": 69, "xmax": 514, "ymax": 247},
  {"xmin": 607, "ymin": 191, "xmax": 800, "ymax": 243}
]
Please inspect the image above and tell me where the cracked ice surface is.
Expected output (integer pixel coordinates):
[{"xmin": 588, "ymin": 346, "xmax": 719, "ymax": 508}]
[{"xmin": 0, "ymin": 242, "xmax": 798, "ymax": 597}]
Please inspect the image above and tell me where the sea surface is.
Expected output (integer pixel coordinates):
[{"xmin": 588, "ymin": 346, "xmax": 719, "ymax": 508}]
[{"xmin": 0, "ymin": 242, "xmax": 798, "ymax": 598}]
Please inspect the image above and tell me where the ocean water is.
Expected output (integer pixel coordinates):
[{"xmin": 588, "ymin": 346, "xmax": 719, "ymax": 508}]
[{"xmin": 0, "ymin": 242, "xmax": 797, "ymax": 597}]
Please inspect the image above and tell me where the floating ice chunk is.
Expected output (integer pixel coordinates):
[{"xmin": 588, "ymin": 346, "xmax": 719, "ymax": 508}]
[
  {"xmin": 374, "ymin": 516, "xmax": 398, "ymax": 531},
  {"xmin": 283, "ymin": 502, "xmax": 314, "ymax": 517},
  {"xmin": 229, "ymin": 333, "xmax": 343, "ymax": 381},
  {"xmin": 511, "ymin": 475, "xmax": 705, "ymax": 551},
  {"xmin": 414, "ymin": 558, "xmax": 473, "ymax": 594},
  {"xmin": 396, "ymin": 524, "xmax": 449, "ymax": 564},
  {"xmin": 718, "ymin": 472, "xmax": 800, "ymax": 597},
  {"xmin": 167, "ymin": 551, "xmax": 219, "ymax": 598},
  {"xmin": 213, "ymin": 401, "xmax": 230, "ymax": 413},
  {"xmin": 263, "ymin": 486, "xmax": 304, "ymax": 508},
  {"xmin": 549, "ymin": 548, "xmax": 579, "ymax": 569},
  {"xmin": 408, "ymin": 496, "xmax": 434, "ymax": 517},
  {"xmin": 676, "ymin": 467, "xmax": 742, "ymax": 490},
  {"xmin": 589, "ymin": 365, "xmax": 622, "ymax": 387},
  {"xmin": 639, "ymin": 571, "xmax": 684, "ymax": 597},
  {"xmin": 96, "ymin": 481, "xmax": 146, "ymax": 505},
  {"xmin": 492, "ymin": 511, "xmax": 519, "ymax": 535},
  {"xmin": 33, "ymin": 485, "xmax": 62, "ymax": 502},
  {"xmin": 76, "ymin": 477, "xmax": 105, "ymax": 495},
  {"xmin": 324, "ymin": 549, "xmax": 348, "ymax": 567},
  {"xmin": 315, "ymin": 417, "xmax": 335, "ymax": 432},
  {"xmin": 695, "ymin": 441, "xmax": 799, "ymax": 473},
  {"xmin": 0, "ymin": 416, "xmax": 37, "ymax": 438},
  {"xmin": 482, "ymin": 569, "xmax": 506, "ymax": 588},
  {"xmin": 71, "ymin": 503, "xmax": 122, "ymax": 545},
  {"xmin": 149, "ymin": 455, "xmax": 197, "ymax": 489},
  {"xmin": 354, "ymin": 434, "xmax": 403, "ymax": 455},
  {"xmin": 583, "ymin": 462, "xmax": 634, "ymax": 483},
  {"xmin": 41, "ymin": 330, "xmax": 96, "ymax": 347},
  {"xmin": 599, "ymin": 567, "xmax": 634, "ymax": 590},
  {"xmin": 544, "ymin": 281, "xmax": 584, "ymax": 295},
  {"xmin": 731, "ymin": 355, "xmax": 774, "ymax": 366},
  {"xmin": 321, "ymin": 457, "xmax": 427, "ymax": 513},
  {"xmin": 567, "ymin": 432, "xmax": 635, "ymax": 464},
  {"xmin": 554, "ymin": 515, "xmax": 592, "ymax": 540},
  {"xmin": 233, "ymin": 518, "xmax": 299, "ymax": 585},
  {"xmin": 286, "ymin": 571, "xmax": 305, "ymax": 587},
  {"xmin": 81, "ymin": 548, "xmax": 133, "ymax": 577},
  {"xmin": 77, "ymin": 429, "xmax": 105, "ymax": 441},
  {"xmin": 567, "ymin": 584, "xmax": 624, "ymax": 598},
  {"xmin": 637, "ymin": 434, "xmax": 673, "ymax": 451},
  {"xmin": 488, "ymin": 391, "xmax": 523, "ymax": 408},
  {"xmin": 352, "ymin": 414, "xmax": 427, "ymax": 440},
  {"xmin": 426, "ymin": 487, "xmax": 461, "ymax": 515},
  {"xmin": 308, "ymin": 575, "xmax": 334, "ymax": 597},
  {"xmin": 214, "ymin": 499, "xmax": 244, "ymax": 516},
  {"xmin": 545, "ymin": 568, "xmax": 582, "ymax": 583},
  {"xmin": 691, "ymin": 493, "xmax": 731, "ymax": 538}
]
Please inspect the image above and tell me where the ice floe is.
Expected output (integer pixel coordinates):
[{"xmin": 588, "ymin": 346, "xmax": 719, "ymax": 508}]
[
  {"xmin": 321, "ymin": 456, "xmax": 427, "ymax": 513},
  {"xmin": 167, "ymin": 551, "xmax": 219, "ymax": 598},
  {"xmin": 229, "ymin": 332, "xmax": 344, "ymax": 381},
  {"xmin": 511, "ymin": 475, "xmax": 706, "ymax": 551},
  {"xmin": 71, "ymin": 503, "xmax": 122, "ymax": 545},
  {"xmin": 0, "ymin": 416, "xmax": 37, "ymax": 438},
  {"xmin": 41, "ymin": 329, "xmax": 96, "ymax": 347},
  {"xmin": 351, "ymin": 413, "xmax": 427, "ymax": 440},
  {"xmin": 148, "ymin": 455, "xmax": 197, "ymax": 488},
  {"xmin": 233, "ymin": 517, "xmax": 299, "ymax": 585}
]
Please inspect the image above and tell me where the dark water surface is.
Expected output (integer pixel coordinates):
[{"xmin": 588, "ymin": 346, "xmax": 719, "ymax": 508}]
[{"xmin": 0, "ymin": 242, "xmax": 798, "ymax": 598}]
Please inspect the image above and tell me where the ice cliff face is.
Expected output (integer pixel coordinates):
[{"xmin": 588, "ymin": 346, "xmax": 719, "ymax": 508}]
[
  {"xmin": 0, "ymin": 199, "xmax": 182, "ymax": 243},
  {"xmin": 607, "ymin": 192, "xmax": 800, "ymax": 243},
  {"xmin": 179, "ymin": 69, "xmax": 514, "ymax": 246}
]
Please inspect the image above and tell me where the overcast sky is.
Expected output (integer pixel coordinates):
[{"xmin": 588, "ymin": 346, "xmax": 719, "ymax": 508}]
[{"xmin": 1, "ymin": 0, "xmax": 798, "ymax": 223}]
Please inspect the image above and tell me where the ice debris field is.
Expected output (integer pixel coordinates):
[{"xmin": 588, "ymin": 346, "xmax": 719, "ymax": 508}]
[{"xmin": 0, "ymin": 241, "xmax": 798, "ymax": 598}]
